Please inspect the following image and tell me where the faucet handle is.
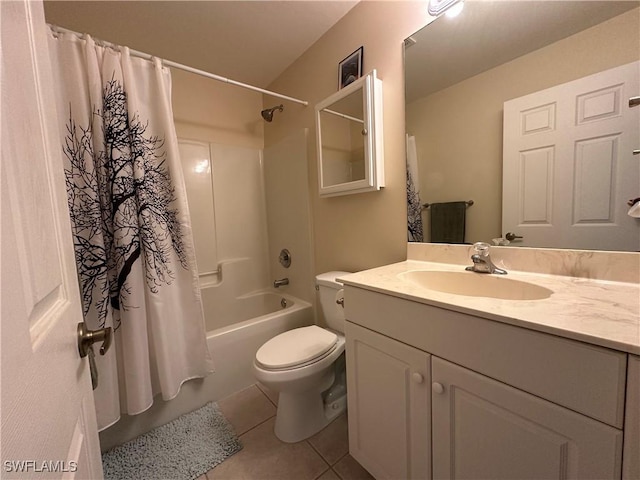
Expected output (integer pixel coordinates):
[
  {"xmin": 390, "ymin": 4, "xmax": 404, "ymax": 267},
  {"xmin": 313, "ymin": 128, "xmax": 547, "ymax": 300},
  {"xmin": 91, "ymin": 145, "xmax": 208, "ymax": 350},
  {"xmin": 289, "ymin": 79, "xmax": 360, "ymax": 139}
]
[{"xmin": 472, "ymin": 242, "xmax": 491, "ymax": 256}]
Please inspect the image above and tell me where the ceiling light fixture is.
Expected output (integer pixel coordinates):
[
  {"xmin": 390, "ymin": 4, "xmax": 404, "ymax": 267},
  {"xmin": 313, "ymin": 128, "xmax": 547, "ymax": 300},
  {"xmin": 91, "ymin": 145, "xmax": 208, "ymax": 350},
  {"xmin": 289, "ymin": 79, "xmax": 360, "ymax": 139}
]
[
  {"xmin": 428, "ymin": 0, "xmax": 464, "ymax": 17},
  {"xmin": 445, "ymin": 1, "xmax": 464, "ymax": 18}
]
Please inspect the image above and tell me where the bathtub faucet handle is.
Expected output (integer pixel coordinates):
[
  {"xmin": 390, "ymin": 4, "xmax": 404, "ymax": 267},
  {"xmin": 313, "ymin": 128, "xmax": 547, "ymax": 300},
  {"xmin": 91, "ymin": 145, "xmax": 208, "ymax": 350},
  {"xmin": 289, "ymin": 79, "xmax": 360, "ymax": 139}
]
[{"xmin": 274, "ymin": 278, "xmax": 289, "ymax": 288}]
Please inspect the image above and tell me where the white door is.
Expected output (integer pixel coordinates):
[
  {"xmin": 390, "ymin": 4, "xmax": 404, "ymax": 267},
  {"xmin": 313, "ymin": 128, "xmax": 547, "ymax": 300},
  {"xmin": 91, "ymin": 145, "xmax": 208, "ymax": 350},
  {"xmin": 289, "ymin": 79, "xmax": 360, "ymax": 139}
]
[
  {"xmin": 346, "ymin": 321, "xmax": 430, "ymax": 480},
  {"xmin": 503, "ymin": 62, "xmax": 639, "ymax": 251},
  {"xmin": 431, "ymin": 357, "xmax": 622, "ymax": 480},
  {"xmin": 1, "ymin": 1, "xmax": 103, "ymax": 478}
]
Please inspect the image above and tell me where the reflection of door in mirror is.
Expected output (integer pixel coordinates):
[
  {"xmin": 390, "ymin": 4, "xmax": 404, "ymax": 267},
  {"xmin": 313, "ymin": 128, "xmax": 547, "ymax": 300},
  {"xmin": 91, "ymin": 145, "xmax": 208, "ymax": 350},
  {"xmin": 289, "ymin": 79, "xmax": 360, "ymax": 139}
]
[
  {"xmin": 404, "ymin": 1, "xmax": 640, "ymax": 251},
  {"xmin": 503, "ymin": 62, "xmax": 639, "ymax": 251},
  {"xmin": 319, "ymin": 89, "xmax": 365, "ymax": 187}
]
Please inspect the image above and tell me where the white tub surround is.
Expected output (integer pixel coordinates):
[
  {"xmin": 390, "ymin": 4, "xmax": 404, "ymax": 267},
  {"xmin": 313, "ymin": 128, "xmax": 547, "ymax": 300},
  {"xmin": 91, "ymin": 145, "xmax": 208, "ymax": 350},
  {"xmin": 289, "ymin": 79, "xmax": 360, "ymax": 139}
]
[
  {"xmin": 341, "ymin": 245, "xmax": 639, "ymax": 353},
  {"xmin": 340, "ymin": 243, "xmax": 639, "ymax": 480}
]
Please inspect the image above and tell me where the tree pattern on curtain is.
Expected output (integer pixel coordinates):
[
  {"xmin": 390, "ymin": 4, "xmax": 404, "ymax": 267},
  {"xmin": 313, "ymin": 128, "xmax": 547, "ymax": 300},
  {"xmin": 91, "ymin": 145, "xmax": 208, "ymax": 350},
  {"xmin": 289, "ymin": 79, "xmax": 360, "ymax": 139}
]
[
  {"xmin": 63, "ymin": 77, "xmax": 188, "ymax": 330},
  {"xmin": 407, "ymin": 165, "xmax": 424, "ymax": 242}
]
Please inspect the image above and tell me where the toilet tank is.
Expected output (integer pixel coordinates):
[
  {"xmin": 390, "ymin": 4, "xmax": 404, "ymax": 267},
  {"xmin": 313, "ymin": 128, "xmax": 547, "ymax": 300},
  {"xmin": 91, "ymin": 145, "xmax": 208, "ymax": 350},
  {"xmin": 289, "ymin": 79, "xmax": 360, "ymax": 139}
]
[{"xmin": 316, "ymin": 271, "xmax": 351, "ymax": 333}]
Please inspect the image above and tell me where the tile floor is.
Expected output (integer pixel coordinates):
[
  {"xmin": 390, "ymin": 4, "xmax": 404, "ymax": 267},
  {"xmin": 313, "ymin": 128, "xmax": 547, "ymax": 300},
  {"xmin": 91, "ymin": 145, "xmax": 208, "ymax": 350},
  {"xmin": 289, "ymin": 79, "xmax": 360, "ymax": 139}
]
[{"xmin": 197, "ymin": 384, "xmax": 374, "ymax": 480}]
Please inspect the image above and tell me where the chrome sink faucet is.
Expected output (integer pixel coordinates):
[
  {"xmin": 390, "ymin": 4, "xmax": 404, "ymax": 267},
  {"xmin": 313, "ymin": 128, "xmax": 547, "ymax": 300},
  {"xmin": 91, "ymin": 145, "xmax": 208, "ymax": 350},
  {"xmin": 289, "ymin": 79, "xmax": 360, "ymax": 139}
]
[{"xmin": 465, "ymin": 242, "xmax": 507, "ymax": 275}]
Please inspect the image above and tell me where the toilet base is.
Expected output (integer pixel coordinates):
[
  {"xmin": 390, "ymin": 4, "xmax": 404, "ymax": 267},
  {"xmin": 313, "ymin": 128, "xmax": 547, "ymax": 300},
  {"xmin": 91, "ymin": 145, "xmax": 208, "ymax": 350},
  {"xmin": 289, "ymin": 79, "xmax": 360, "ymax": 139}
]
[
  {"xmin": 274, "ymin": 388, "xmax": 347, "ymax": 443},
  {"xmin": 324, "ymin": 391, "xmax": 347, "ymax": 422},
  {"xmin": 272, "ymin": 355, "xmax": 348, "ymax": 443}
]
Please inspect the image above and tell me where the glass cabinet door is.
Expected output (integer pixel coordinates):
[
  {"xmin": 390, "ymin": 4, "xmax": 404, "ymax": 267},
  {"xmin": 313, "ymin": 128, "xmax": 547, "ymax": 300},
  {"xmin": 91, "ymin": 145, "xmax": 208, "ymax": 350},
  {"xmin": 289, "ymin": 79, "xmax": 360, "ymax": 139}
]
[{"xmin": 316, "ymin": 70, "xmax": 384, "ymax": 197}]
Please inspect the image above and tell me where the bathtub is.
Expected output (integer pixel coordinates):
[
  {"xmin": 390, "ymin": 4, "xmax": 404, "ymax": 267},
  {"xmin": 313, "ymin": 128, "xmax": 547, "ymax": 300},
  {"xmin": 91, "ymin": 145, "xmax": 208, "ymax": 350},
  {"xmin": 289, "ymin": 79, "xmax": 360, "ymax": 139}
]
[
  {"xmin": 99, "ymin": 290, "xmax": 313, "ymax": 451},
  {"xmin": 203, "ymin": 291, "xmax": 313, "ymax": 397}
]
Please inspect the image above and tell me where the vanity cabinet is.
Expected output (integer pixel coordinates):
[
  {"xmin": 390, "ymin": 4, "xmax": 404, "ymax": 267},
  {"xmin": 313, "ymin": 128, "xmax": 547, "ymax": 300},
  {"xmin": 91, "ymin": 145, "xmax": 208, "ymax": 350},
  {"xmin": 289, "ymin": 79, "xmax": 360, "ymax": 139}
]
[
  {"xmin": 344, "ymin": 286, "xmax": 629, "ymax": 480},
  {"xmin": 623, "ymin": 355, "xmax": 640, "ymax": 480},
  {"xmin": 345, "ymin": 322, "xmax": 430, "ymax": 480},
  {"xmin": 432, "ymin": 357, "xmax": 621, "ymax": 479}
]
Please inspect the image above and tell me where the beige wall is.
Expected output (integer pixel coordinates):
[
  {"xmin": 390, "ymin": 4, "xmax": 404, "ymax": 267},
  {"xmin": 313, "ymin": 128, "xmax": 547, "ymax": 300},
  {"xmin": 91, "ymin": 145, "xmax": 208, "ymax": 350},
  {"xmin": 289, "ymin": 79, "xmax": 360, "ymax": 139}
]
[
  {"xmin": 406, "ymin": 8, "xmax": 640, "ymax": 245},
  {"xmin": 265, "ymin": 1, "xmax": 429, "ymax": 274},
  {"xmin": 171, "ymin": 68, "xmax": 264, "ymax": 149}
]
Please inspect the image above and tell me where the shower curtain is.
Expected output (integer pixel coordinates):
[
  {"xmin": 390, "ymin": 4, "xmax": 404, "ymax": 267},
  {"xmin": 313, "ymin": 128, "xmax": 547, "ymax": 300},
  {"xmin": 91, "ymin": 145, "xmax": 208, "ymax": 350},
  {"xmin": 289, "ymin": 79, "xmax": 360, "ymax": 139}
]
[
  {"xmin": 406, "ymin": 134, "xmax": 424, "ymax": 242},
  {"xmin": 48, "ymin": 30, "xmax": 213, "ymax": 430}
]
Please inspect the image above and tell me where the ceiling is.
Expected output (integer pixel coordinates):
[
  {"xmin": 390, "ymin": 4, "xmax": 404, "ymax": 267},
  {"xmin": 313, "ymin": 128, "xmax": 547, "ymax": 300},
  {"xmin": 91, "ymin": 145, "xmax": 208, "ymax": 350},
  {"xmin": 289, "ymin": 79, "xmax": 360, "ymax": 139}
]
[
  {"xmin": 405, "ymin": 1, "xmax": 639, "ymax": 103},
  {"xmin": 43, "ymin": 1, "xmax": 358, "ymax": 88}
]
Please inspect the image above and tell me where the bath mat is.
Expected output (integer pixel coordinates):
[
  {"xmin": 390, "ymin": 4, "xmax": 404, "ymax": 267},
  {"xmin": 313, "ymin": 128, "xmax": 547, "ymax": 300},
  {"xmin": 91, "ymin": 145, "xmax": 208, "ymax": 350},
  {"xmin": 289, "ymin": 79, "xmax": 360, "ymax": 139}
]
[{"xmin": 102, "ymin": 402, "xmax": 242, "ymax": 480}]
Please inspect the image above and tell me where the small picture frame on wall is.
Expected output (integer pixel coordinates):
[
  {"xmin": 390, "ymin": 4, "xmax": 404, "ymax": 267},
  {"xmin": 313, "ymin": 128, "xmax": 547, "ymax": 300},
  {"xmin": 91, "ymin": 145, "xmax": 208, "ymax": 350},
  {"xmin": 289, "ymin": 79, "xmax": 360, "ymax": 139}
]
[{"xmin": 338, "ymin": 47, "xmax": 363, "ymax": 89}]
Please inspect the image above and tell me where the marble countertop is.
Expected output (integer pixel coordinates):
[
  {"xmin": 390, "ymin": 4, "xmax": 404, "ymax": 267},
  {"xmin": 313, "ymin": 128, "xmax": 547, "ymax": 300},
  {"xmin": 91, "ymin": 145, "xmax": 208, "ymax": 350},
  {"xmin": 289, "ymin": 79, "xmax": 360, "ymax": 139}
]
[{"xmin": 339, "ymin": 260, "xmax": 640, "ymax": 355}]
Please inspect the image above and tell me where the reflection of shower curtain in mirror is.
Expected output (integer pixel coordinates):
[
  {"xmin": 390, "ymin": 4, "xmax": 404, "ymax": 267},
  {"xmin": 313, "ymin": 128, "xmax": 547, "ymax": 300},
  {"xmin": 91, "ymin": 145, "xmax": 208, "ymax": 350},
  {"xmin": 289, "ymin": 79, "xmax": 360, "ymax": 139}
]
[
  {"xmin": 48, "ymin": 30, "xmax": 213, "ymax": 430},
  {"xmin": 406, "ymin": 135, "xmax": 424, "ymax": 242}
]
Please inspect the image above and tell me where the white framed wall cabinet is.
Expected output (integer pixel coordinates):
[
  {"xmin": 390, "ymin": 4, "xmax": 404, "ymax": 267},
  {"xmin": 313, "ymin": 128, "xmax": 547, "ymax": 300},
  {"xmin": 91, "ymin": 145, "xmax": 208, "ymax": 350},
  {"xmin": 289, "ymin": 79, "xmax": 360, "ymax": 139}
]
[{"xmin": 315, "ymin": 70, "xmax": 384, "ymax": 197}]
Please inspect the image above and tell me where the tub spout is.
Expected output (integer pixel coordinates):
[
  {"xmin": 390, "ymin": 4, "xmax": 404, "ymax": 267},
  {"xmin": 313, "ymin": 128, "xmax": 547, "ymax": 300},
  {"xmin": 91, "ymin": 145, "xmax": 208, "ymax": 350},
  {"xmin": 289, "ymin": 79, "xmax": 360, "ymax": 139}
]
[{"xmin": 274, "ymin": 278, "xmax": 289, "ymax": 288}]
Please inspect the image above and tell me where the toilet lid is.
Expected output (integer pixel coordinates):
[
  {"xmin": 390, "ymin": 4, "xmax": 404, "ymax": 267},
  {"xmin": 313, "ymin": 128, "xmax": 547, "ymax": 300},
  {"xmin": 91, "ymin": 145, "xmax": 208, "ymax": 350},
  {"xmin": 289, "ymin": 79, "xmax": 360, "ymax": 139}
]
[{"xmin": 256, "ymin": 326, "xmax": 338, "ymax": 369}]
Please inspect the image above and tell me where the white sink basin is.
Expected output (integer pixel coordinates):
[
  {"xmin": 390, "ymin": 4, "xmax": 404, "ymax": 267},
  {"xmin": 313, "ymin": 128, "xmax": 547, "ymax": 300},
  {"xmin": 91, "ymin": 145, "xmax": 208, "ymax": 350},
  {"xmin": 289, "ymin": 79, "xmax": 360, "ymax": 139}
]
[{"xmin": 399, "ymin": 270, "xmax": 553, "ymax": 301}]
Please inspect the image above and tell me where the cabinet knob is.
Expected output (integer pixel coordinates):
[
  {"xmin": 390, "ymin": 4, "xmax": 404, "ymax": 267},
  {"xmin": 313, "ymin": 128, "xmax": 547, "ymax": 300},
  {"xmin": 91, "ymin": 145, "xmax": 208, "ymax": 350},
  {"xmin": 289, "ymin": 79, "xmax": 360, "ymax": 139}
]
[
  {"xmin": 432, "ymin": 382, "xmax": 444, "ymax": 394},
  {"xmin": 412, "ymin": 372, "xmax": 424, "ymax": 384}
]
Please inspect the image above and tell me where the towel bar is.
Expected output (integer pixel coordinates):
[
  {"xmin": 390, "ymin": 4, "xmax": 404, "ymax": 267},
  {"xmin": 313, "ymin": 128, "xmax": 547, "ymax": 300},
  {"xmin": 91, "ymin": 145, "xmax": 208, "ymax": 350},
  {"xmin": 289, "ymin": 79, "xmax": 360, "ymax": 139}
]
[{"xmin": 422, "ymin": 200, "xmax": 473, "ymax": 210}]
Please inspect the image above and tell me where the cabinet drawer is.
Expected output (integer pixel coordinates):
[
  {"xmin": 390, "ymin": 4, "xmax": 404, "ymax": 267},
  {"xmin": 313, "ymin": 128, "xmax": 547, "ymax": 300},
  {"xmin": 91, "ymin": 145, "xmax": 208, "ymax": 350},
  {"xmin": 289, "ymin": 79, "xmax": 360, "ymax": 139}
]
[{"xmin": 345, "ymin": 286, "xmax": 627, "ymax": 428}]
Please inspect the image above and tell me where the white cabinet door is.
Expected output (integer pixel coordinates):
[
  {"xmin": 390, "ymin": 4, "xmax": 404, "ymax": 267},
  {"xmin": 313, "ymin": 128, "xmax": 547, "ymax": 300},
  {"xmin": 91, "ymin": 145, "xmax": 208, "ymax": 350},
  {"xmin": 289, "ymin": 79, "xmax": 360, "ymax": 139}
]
[
  {"xmin": 346, "ymin": 321, "xmax": 430, "ymax": 480},
  {"xmin": 623, "ymin": 355, "xmax": 640, "ymax": 480},
  {"xmin": 1, "ymin": 1, "xmax": 103, "ymax": 478},
  {"xmin": 432, "ymin": 357, "xmax": 622, "ymax": 480},
  {"xmin": 503, "ymin": 62, "xmax": 639, "ymax": 251}
]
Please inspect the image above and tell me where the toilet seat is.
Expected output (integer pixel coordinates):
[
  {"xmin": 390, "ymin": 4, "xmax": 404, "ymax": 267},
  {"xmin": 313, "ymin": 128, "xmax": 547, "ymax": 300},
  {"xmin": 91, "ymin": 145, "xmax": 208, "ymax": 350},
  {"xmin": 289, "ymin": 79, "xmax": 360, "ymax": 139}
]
[{"xmin": 256, "ymin": 325, "xmax": 338, "ymax": 370}]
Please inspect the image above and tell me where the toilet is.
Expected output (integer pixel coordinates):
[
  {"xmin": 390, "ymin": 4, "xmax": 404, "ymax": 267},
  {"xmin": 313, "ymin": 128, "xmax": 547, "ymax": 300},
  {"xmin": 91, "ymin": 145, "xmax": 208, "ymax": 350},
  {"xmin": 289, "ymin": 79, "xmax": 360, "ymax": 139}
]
[{"xmin": 253, "ymin": 272, "xmax": 350, "ymax": 443}]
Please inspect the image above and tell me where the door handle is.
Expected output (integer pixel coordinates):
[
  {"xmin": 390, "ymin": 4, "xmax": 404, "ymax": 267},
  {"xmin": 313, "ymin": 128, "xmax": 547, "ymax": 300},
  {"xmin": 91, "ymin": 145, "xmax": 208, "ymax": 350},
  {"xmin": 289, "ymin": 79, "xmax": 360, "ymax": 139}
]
[
  {"xmin": 629, "ymin": 96, "xmax": 640, "ymax": 108},
  {"xmin": 505, "ymin": 232, "xmax": 523, "ymax": 241},
  {"xmin": 77, "ymin": 322, "xmax": 112, "ymax": 358}
]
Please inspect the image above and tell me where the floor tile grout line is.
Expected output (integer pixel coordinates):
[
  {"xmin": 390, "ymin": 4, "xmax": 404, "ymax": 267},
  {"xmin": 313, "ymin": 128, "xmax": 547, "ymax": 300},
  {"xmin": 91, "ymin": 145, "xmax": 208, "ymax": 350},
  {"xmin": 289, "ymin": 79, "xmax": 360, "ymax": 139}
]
[
  {"xmin": 255, "ymin": 382, "xmax": 278, "ymax": 408},
  {"xmin": 312, "ymin": 464, "xmax": 333, "ymax": 480},
  {"xmin": 235, "ymin": 413, "xmax": 277, "ymax": 439},
  {"xmin": 334, "ymin": 451, "xmax": 349, "ymax": 467},
  {"xmin": 202, "ymin": 413, "xmax": 275, "ymax": 480},
  {"xmin": 332, "ymin": 466, "xmax": 347, "ymax": 480},
  {"xmin": 306, "ymin": 438, "xmax": 333, "ymax": 469}
]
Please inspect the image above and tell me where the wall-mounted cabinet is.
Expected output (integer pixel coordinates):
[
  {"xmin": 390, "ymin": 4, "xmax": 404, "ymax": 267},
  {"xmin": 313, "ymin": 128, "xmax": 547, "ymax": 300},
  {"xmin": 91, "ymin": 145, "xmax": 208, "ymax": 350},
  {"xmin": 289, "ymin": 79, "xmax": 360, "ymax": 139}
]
[{"xmin": 315, "ymin": 70, "xmax": 384, "ymax": 197}]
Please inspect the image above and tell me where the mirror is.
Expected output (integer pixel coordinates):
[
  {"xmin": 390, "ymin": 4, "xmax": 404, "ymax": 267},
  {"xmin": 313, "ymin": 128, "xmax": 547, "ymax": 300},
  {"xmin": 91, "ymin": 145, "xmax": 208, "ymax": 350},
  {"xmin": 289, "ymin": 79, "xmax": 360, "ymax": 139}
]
[
  {"xmin": 316, "ymin": 70, "xmax": 384, "ymax": 197},
  {"xmin": 405, "ymin": 1, "xmax": 640, "ymax": 251}
]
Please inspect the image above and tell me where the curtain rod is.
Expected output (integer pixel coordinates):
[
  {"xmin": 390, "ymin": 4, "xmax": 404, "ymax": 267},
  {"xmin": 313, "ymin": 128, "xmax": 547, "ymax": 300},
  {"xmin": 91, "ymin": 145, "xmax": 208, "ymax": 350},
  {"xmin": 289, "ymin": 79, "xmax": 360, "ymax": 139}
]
[{"xmin": 48, "ymin": 24, "xmax": 309, "ymax": 107}]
